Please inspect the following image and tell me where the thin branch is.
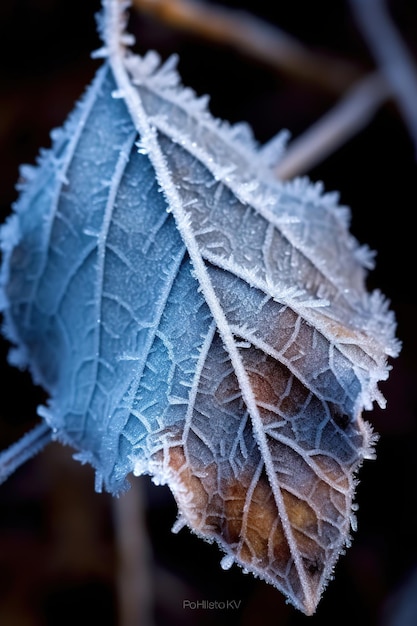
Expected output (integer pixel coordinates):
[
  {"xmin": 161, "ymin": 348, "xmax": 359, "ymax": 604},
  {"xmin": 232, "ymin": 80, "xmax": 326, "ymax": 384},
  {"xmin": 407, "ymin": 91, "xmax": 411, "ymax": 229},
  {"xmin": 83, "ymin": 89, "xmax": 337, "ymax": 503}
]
[
  {"xmin": 350, "ymin": 0, "xmax": 417, "ymax": 158},
  {"xmin": 128, "ymin": 1, "xmax": 394, "ymax": 177},
  {"xmin": 275, "ymin": 72, "xmax": 390, "ymax": 179},
  {"xmin": 113, "ymin": 476, "xmax": 155, "ymax": 626},
  {"xmin": 131, "ymin": 0, "xmax": 362, "ymax": 94},
  {"xmin": 0, "ymin": 422, "xmax": 52, "ymax": 484}
]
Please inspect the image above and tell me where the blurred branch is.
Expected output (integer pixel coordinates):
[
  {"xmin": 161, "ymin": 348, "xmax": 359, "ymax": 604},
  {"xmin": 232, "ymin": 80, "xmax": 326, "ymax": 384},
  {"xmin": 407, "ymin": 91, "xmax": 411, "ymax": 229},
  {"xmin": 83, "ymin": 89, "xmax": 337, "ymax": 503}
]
[
  {"xmin": 275, "ymin": 72, "xmax": 390, "ymax": 179},
  {"xmin": 131, "ymin": 0, "xmax": 362, "ymax": 94},
  {"xmin": 350, "ymin": 0, "xmax": 417, "ymax": 158},
  {"xmin": 130, "ymin": 1, "xmax": 415, "ymax": 177},
  {"xmin": 114, "ymin": 477, "xmax": 155, "ymax": 626}
]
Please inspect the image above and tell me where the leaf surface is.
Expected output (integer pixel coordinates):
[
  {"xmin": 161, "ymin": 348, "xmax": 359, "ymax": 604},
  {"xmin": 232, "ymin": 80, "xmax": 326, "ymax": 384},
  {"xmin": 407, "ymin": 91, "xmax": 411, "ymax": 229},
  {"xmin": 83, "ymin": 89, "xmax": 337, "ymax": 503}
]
[{"xmin": 0, "ymin": 0, "xmax": 399, "ymax": 614}]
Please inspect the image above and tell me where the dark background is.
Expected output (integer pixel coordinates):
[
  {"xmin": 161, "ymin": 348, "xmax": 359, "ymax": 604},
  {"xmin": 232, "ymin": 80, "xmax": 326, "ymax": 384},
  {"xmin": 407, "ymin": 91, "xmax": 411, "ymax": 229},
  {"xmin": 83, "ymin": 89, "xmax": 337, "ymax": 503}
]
[{"xmin": 0, "ymin": 1, "xmax": 416, "ymax": 624}]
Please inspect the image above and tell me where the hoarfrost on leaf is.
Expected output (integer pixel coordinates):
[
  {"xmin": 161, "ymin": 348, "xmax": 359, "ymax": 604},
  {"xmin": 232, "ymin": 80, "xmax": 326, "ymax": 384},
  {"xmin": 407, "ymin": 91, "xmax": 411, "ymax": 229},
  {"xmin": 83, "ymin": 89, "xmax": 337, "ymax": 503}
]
[{"xmin": 0, "ymin": 0, "xmax": 400, "ymax": 617}]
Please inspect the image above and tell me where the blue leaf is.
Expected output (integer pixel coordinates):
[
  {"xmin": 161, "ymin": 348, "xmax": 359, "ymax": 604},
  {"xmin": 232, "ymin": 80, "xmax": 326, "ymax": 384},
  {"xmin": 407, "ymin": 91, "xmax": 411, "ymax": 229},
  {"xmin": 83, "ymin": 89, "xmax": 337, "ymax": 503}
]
[{"xmin": 0, "ymin": 0, "xmax": 400, "ymax": 615}]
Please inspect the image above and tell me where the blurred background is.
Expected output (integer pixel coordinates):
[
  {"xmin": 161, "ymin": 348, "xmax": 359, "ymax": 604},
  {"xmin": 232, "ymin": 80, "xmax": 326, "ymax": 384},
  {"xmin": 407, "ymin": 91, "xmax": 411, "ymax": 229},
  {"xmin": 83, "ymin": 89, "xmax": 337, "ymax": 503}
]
[{"xmin": 0, "ymin": 1, "xmax": 416, "ymax": 624}]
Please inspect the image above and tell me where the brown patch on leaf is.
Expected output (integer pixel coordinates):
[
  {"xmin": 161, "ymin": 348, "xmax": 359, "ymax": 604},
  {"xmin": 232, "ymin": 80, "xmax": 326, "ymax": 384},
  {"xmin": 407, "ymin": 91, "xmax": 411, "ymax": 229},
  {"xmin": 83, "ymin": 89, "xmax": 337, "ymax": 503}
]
[
  {"xmin": 163, "ymin": 445, "xmax": 328, "ymax": 597},
  {"xmin": 222, "ymin": 470, "xmax": 290, "ymax": 568},
  {"xmin": 318, "ymin": 314, "xmax": 384, "ymax": 365},
  {"xmin": 164, "ymin": 445, "xmax": 217, "ymax": 529},
  {"xmin": 243, "ymin": 353, "xmax": 310, "ymax": 423},
  {"xmin": 311, "ymin": 453, "xmax": 350, "ymax": 491},
  {"xmin": 282, "ymin": 490, "xmax": 317, "ymax": 535},
  {"xmin": 323, "ymin": 318, "xmax": 368, "ymax": 342}
]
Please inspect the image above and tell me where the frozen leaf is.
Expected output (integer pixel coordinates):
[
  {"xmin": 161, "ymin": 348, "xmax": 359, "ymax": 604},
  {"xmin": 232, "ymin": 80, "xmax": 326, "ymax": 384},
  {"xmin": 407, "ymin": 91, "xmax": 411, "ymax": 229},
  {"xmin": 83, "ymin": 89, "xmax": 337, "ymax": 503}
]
[{"xmin": 0, "ymin": 0, "xmax": 399, "ymax": 615}]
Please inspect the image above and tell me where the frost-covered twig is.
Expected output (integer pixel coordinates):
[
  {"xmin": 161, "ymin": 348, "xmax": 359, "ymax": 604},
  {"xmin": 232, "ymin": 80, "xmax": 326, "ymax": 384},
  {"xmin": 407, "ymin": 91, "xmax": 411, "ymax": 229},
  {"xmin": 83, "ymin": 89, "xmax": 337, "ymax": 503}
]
[
  {"xmin": 350, "ymin": 0, "xmax": 417, "ymax": 158},
  {"xmin": 275, "ymin": 72, "xmax": 390, "ymax": 179},
  {"xmin": 0, "ymin": 422, "xmax": 52, "ymax": 484},
  {"xmin": 132, "ymin": 0, "xmax": 361, "ymax": 94},
  {"xmin": 113, "ymin": 477, "xmax": 155, "ymax": 626}
]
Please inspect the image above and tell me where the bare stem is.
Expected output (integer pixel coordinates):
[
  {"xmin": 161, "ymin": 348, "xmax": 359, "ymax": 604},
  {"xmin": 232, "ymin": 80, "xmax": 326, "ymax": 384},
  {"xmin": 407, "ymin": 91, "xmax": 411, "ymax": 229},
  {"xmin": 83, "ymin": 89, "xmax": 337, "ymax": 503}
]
[
  {"xmin": 275, "ymin": 72, "xmax": 390, "ymax": 179},
  {"xmin": 350, "ymin": 0, "xmax": 417, "ymax": 158},
  {"xmin": 131, "ymin": 0, "xmax": 362, "ymax": 94},
  {"xmin": 113, "ymin": 476, "xmax": 155, "ymax": 626}
]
